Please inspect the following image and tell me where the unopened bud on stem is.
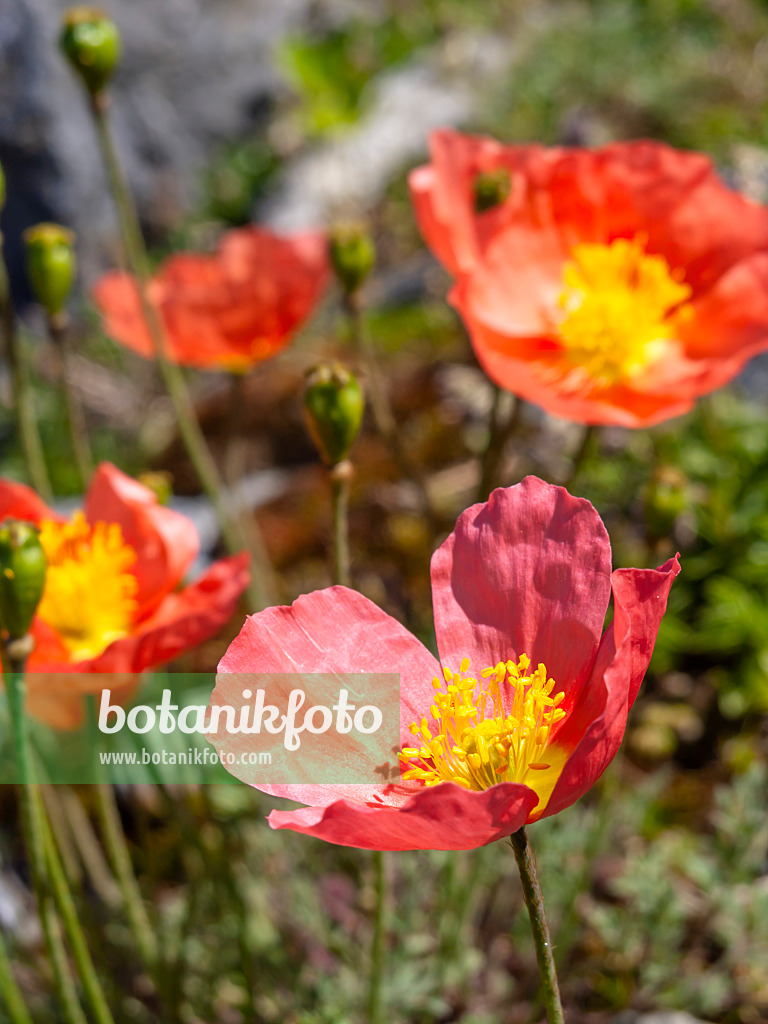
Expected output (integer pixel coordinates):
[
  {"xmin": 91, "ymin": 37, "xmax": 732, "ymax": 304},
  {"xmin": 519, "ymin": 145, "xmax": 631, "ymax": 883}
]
[
  {"xmin": 0, "ymin": 521, "xmax": 47, "ymax": 642},
  {"xmin": 328, "ymin": 222, "xmax": 375, "ymax": 297},
  {"xmin": 60, "ymin": 7, "xmax": 121, "ymax": 96},
  {"xmin": 304, "ymin": 363, "xmax": 364, "ymax": 467},
  {"xmin": 24, "ymin": 223, "xmax": 77, "ymax": 317}
]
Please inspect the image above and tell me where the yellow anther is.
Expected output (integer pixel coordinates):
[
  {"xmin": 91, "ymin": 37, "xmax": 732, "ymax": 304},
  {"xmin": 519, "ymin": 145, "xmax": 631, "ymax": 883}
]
[
  {"xmin": 558, "ymin": 236, "xmax": 692, "ymax": 386},
  {"xmin": 398, "ymin": 653, "xmax": 569, "ymax": 803}
]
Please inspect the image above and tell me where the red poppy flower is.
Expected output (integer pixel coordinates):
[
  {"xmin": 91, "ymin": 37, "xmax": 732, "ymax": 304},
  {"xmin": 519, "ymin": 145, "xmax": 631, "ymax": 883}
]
[
  {"xmin": 92, "ymin": 227, "xmax": 330, "ymax": 372},
  {"xmin": 0, "ymin": 463, "xmax": 249, "ymax": 729},
  {"xmin": 215, "ymin": 477, "xmax": 679, "ymax": 851},
  {"xmin": 410, "ymin": 130, "xmax": 768, "ymax": 427}
]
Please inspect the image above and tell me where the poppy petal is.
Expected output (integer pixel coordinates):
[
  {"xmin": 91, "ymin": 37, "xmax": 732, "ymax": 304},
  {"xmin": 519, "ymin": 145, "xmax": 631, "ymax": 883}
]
[
  {"xmin": 84, "ymin": 463, "xmax": 200, "ymax": 618},
  {"xmin": 541, "ymin": 555, "xmax": 680, "ymax": 820},
  {"xmin": 431, "ymin": 476, "xmax": 612, "ymax": 707},
  {"xmin": 267, "ymin": 779, "xmax": 539, "ymax": 851}
]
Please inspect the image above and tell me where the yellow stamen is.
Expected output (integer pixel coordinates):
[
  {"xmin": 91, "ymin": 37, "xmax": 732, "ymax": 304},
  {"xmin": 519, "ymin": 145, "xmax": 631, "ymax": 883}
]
[
  {"xmin": 37, "ymin": 513, "xmax": 138, "ymax": 661},
  {"xmin": 398, "ymin": 655, "xmax": 569, "ymax": 812},
  {"xmin": 557, "ymin": 236, "xmax": 692, "ymax": 386}
]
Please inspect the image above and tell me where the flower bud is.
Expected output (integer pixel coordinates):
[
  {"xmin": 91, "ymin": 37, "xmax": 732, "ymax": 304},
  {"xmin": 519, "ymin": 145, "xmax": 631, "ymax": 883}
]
[
  {"xmin": 138, "ymin": 471, "xmax": 173, "ymax": 506},
  {"xmin": 24, "ymin": 224, "xmax": 77, "ymax": 317},
  {"xmin": 474, "ymin": 168, "xmax": 512, "ymax": 213},
  {"xmin": 304, "ymin": 364, "xmax": 364, "ymax": 466},
  {"xmin": 328, "ymin": 223, "xmax": 375, "ymax": 296},
  {"xmin": 60, "ymin": 7, "xmax": 121, "ymax": 96},
  {"xmin": 0, "ymin": 521, "xmax": 47, "ymax": 641}
]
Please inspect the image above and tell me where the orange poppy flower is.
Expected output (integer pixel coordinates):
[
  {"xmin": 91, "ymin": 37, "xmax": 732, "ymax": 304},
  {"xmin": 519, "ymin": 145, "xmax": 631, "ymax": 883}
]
[
  {"xmin": 410, "ymin": 131, "xmax": 768, "ymax": 426},
  {"xmin": 93, "ymin": 227, "xmax": 330, "ymax": 372},
  {"xmin": 0, "ymin": 463, "xmax": 249, "ymax": 729}
]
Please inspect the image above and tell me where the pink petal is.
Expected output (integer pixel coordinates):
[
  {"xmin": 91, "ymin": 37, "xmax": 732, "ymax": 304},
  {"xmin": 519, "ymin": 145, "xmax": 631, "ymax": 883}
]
[
  {"xmin": 267, "ymin": 779, "xmax": 539, "ymax": 851},
  {"xmin": 216, "ymin": 586, "xmax": 441, "ymax": 809},
  {"xmin": 84, "ymin": 463, "xmax": 200, "ymax": 618},
  {"xmin": 431, "ymin": 477, "xmax": 612, "ymax": 708},
  {"xmin": 541, "ymin": 555, "xmax": 680, "ymax": 820}
]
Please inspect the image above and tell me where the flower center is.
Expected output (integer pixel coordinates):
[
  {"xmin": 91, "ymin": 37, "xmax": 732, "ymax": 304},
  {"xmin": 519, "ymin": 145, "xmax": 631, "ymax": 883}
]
[
  {"xmin": 557, "ymin": 237, "xmax": 692, "ymax": 386},
  {"xmin": 399, "ymin": 655, "xmax": 567, "ymax": 797},
  {"xmin": 37, "ymin": 513, "xmax": 138, "ymax": 661}
]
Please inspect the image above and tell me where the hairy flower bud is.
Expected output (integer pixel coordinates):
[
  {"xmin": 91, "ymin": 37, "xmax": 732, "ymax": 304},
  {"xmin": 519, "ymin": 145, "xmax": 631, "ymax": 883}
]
[
  {"xmin": 0, "ymin": 521, "xmax": 47, "ymax": 641},
  {"xmin": 304, "ymin": 363, "xmax": 364, "ymax": 466},
  {"xmin": 473, "ymin": 168, "xmax": 512, "ymax": 213},
  {"xmin": 24, "ymin": 223, "xmax": 77, "ymax": 317},
  {"xmin": 328, "ymin": 223, "xmax": 375, "ymax": 296},
  {"xmin": 60, "ymin": 7, "xmax": 121, "ymax": 96}
]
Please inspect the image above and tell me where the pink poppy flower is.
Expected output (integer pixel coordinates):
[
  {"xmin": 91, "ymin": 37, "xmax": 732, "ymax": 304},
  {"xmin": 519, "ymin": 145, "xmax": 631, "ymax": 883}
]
[{"xmin": 215, "ymin": 477, "xmax": 679, "ymax": 851}]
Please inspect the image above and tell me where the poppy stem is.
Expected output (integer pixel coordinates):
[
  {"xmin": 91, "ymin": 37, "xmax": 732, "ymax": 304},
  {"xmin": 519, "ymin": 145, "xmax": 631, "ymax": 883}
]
[
  {"xmin": 0, "ymin": 241, "xmax": 52, "ymax": 501},
  {"xmin": 3, "ymin": 647, "xmax": 94, "ymax": 1024},
  {"xmin": 83, "ymin": 696, "xmax": 160, "ymax": 981},
  {"xmin": 0, "ymin": 927, "xmax": 33, "ymax": 1024},
  {"xmin": 223, "ymin": 371, "xmax": 280, "ymax": 605},
  {"xmin": 87, "ymin": 92, "xmax": 273, "ymax": 611},
  {"xmin": 344, "ymin": 293, "xmax": 438, "ymax": 531},
  {"xmin": 367, "ymin": 849, "xmax": 387, "ymax": 1024},
  {"xmin": 47, "ymin": 310, "xmax": 94, "ymax": 488},
  {"xmin": 477, "ymin": 387, "xmax": 524, "ymax": 501},
  {"xmin": 329, "ymin": 459, "xmax": 352, "ymax": 587},
  {"xmin": 509, "ymin": 826, "xmax": 565, "ymax": 1024}
]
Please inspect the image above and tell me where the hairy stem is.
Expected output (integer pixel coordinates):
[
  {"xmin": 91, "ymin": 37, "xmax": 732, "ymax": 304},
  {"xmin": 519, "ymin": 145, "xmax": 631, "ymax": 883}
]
[{"xmin": 509, "ymin": 826, "xmax": 565, "ymax": 1024}]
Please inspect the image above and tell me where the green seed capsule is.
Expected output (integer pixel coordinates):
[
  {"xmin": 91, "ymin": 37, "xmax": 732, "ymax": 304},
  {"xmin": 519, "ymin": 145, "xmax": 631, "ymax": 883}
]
[
  {"xmin": 60, "ymin": 7, "xmax": 121, "ymax": 96},
  {"xmin": 473, "ymin": 168, "xmax": 512, "ymax": 213},
  {"xmin": 328, "ymin": 223, "xmax": 375, "ymax": 296},
  {"xmin": 24, "ymin": 223, "xmax": 77, "ymax": 317},
  {"xmin": 304, "ymin": 364, "xmax": 365, "ymax": 466},
  {"xmin": 0, "ymin": 521, "xmax": 47, "ymax": 641}
]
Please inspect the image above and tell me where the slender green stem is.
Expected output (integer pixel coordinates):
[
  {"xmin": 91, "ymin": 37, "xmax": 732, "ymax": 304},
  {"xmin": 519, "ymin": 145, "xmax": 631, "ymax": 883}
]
[
  {"xmin": 83, "ymin": 696, "xmax": 159, "ymax": 978},
  {"xmin": 5, "ymin": 655, "xmax": 87, "ymax": 1024},
  {"xmin": 47, "ymin": 312, "xmax": 94, "ymax": 488},
  {"xmin": 222, "ymin": 371, "xmax": 279, "ymax": 606},
  {"xmin": 367, "ymin": 849, "xmax": 386, "ymax": 1024},
  {"xmin": 477, "ymin": 388, "xmax": 523, "ymax": 501},
  {"xmin": 94, "ymin": 784, "xmax": 159, "ymax": 969},
  {"xmin": 0, "ymin": 246, "xmax": 52, "ymax": 500},
  {"xmin": 509, "ymin": 826, "xmax": 565, "ymax": 1024},
  {"xmin": 88, "ymin": 92, "xmax": 273, "ymax": 610},
  {"xmin": 0, "ymin": 926, "xmax": 33, "ymax": 1024},
  {"xmin": 345, "ymin": 294, "xmax": 437, "ymax": 530},
  {"xmin": 35, "ymin": 794, "xmax": 116, "ymax": 1024},
  {"xmin": 329, "ymin": 460, "xmax": 352, "ymax": 587}
]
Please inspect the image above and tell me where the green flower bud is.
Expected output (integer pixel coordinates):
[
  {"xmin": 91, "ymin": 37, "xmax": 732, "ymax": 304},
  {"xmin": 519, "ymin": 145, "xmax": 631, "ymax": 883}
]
[
  {"xmin": 60, "ymin": 7, "xmax": 121, "ymax": 96},
  {"xmin": 328, "ymin": 223, "xmax": 375, "ymax": 296},
  {"xmin": 24, "ymin": 223, "xmax": 77, "ymax": 317},
  {"xmin": 0, "ymin": 521, "xmax": 47, "ymax": 641},
  {"xmin": 304, "ymin": 364, "xmax": 364, "ymax": 466},
  {"xmin": 473, "ymin": 168, "xmax": 512, "ymax": 213},
  {"xmin": 138, "ymin": 471, "xmax": 173, "ymax": 507}
]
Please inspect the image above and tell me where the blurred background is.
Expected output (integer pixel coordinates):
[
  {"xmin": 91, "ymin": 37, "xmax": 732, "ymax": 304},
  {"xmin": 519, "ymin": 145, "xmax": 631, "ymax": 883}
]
[{"xmin": 0, "ymin": 1, "xmax": 767, "ymax": 1022}]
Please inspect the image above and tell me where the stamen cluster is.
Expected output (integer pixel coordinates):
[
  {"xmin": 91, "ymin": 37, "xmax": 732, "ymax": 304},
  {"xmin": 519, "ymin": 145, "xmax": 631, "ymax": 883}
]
[{"xmin": 399, "ymin": 655, "xmax": 566, "ymax": 792}]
